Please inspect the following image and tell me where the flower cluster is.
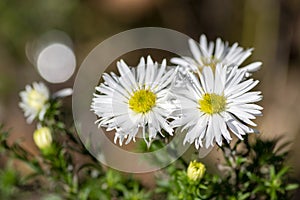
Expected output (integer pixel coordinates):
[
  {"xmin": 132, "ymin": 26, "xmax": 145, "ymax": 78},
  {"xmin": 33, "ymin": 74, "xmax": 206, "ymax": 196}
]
[
  {"xmin": 91, "ymin": 35, "xmax": 263, "ymax": 151},
  {"xmin": 12, "ymin": 34, "xmax": 299, "ymax": 200},
  {"xmin": 19, "ymin": 82, "xmax": 72, "ymax": 151}
]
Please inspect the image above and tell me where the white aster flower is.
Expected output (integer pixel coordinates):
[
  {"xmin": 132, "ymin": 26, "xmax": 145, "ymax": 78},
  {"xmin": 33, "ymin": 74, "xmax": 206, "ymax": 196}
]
[
  {"xmin": 91, "ymin": 56, "xmax": 177, "ymax": 146},
  {"xmin": 19, "ymin": 82, "xmax": 50, "ymax": 123},
  {"xmin": 171, "ymin": 64, "xmax": 262, "ymax": 149},
  {"xmin": 171, "ymin": 34, "xmax": 262, "ymax": 77}
]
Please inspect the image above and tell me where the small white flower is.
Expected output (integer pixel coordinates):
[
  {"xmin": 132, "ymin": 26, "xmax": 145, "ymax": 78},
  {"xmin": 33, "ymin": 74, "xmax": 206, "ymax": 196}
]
[
  {"xmin": 91, "ymin": 56, "xmax": 177, "ymax": 146},
  {"xmin": 19, "ymin": 82, "xmax": 50, "ymax": 123},
  {"xmin": 171, "ymin": 64, "xmax": 262, "ymax": 149},
  {"xmin": 171, "ymin": 34, "xmax": 262, "ymax": 77}
]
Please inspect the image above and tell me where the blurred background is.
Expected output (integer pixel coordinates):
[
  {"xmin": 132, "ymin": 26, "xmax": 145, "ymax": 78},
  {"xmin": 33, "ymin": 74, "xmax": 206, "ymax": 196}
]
[{"xmin": 0, "ymin": 0, "xmax": 300, "ymax": 181}]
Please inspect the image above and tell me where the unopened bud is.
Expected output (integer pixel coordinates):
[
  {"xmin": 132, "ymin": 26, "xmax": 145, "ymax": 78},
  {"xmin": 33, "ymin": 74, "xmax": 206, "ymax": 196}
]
[
  {"xmin": 33, "ymin": 127, "xmax": 52, "ymax": 150},
  {"xmin": 187, "ymin": 160, "xmax": 206, "ymax": 181}
]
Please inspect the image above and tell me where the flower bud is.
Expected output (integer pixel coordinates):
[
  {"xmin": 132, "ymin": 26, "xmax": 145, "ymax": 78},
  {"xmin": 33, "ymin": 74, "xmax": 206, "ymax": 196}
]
[
  {"xmin": 187, "ymin": 160, "xmax": 206, "ymax": 181},
  {"xmin": 33, "ymin": 127, "xmax": 52, "ymax": 150}
]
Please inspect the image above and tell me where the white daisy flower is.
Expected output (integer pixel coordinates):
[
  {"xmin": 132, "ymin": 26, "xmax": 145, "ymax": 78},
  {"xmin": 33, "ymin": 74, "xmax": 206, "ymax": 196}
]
[
  {"xmin": 19, "ymin": 82, "xmax": 50, "ymax": 123},
  {"xmin": 171, "ymin": 64, "xmax": 262, "ymax": 149},
  {"xmin": 91, "ymin": 56, "xmax": 177, "ymax": 146},
  {"xmin": 171, "ymin": 34, "xmax": 262, "ymax": 77}
]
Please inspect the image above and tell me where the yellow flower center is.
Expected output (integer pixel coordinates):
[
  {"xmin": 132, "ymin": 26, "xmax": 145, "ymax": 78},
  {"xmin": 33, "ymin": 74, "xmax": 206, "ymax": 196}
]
[
  {"xmin": 28, "ymin": 90, "xmax": 47, "ymax": 111},
  {"xmin": 187, "ymin": 160, "xmax": 206, "ymax": 181},
  {"xmin": 199, "ymin": 93, "xmax": 226, "ymax": 114},
  {"xmin": 129, "ymin": 89, "xmax": 156, "ymax": 114}
]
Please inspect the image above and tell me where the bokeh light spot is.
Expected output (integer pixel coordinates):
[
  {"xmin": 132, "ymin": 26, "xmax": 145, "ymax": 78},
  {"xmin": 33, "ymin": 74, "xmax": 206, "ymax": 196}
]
[{"xmin": 37, "ymin": 43, "xmax": 76, "ymax": 83}]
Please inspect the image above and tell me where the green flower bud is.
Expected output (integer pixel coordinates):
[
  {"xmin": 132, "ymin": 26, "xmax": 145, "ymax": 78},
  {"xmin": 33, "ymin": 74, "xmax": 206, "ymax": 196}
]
[{"xmin": 187, "ymin": 160, "xmax": 206, "ymax": 181}]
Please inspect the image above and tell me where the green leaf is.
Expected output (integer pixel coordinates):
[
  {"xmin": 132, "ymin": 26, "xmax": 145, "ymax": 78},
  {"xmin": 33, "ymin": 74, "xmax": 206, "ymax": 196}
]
[
  {"xmin": 285, "ymin": 183, "xmax": 299, "ymax": 191},
  {"xmin": 240, "ymin": 192, "xmax": 251, "ymax": 200}
]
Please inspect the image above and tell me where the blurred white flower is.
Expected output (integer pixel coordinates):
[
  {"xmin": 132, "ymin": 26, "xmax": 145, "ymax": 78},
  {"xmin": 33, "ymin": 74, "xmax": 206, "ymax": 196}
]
[
  {"xmin": 33, "ymin": 126, "xmax": 52, "ymax": 150},
  {"xmin": 171, "ymin": 34, "xmax": 262, "ymax": 77},
  {"xmin": 19, "ymin": 82, "xmax": 50, "ymax": 123},
  {"xmin": 171, "ymin": 64, "xmax": 262, "ymax": 149},
  {"xmin": 91, "ymin": 56, "xmax": 177, "ymax": 146}
]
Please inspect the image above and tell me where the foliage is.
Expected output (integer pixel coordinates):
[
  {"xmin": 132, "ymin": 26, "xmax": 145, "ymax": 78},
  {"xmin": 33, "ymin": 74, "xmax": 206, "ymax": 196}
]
[
  {"xmin": 0, "ymin": 96, "xmax": 150, "ymax": 200},
  {"xmin": 0, "ymin": 91, "xmax": 298, "ymax": 199},
  {"xmin": 156, "ymin": 135, "xmax": 299, "ymax": 200}
]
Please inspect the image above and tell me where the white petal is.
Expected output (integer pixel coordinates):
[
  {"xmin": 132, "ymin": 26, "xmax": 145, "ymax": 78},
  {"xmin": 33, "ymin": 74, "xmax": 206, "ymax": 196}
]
[
  {"xmin": 52, "ymin": 88, "xmax": 73, "ymax": 99},
  {"xmin": 151, "ymin": 59, "xmax": 167, "ymax": 90},
  {"xmin": 189, "ymin": 39, "xmax": 201, "ymax": 61},
  {"xmin": 199, "ymin": 34, "xmax": 210, "ymax": 57},
  {"xmin": 242, "ymin": 62, "xmax": 262, "ymax": 72},
  {"xmin": 235, "ymin": 50, "xmax": 252, "ymax": 66},
  {"xmin": 137, "ymin": 57, "xmax": 146, "ymax": 87},
  {"xmin": 205, "ymin": 116, "xmax": 214, "ymax": 148},
  {"xmin": 214, "ymin": 38, "xmax": 224, "ymax": 59},
  {"xmin": 225, "ymin": 79, "xmax": 259, "ymax": 98},
  {"xmin": 218, "ymin": 113, "xmax": 232, "ymax": 142},
  {"xmin": 145, "ymin": 56, "xmax": 156, "ymax": 88},
  {"xmin": 170, "ymin": 57, "xmax": 190, "ymax": 67},
  {"xmin": 207, "ymin": 41, "xmax": 214, "ymax": 56},
  {"xmin": 212, "ymin": 115, "xmax": 222, "ymax": 146},
  {"xmin": 231, "ymin": 91, "xmax": 262, "ymax": 104},
  {"xmin": 202, "ymin": 67, "xmax": 214, "ymax": 93},
  {"xmin": 183, "ymin": 114, "xmax": 208, "ymax": 144},
  {"xmin": 214, "ymin": 64, "xmax": 225, "ymax": 94},
  {"xmin": 120, "ymin": 60, "xmax": 137, "ymax": 87}
]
